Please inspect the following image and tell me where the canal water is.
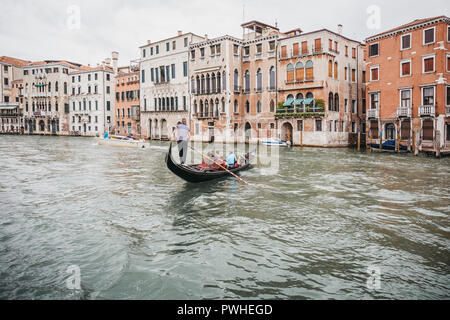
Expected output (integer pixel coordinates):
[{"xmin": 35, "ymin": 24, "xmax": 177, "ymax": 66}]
[{"xmin": 0, "ymin": 135, "xmax": 449, "ymax": 300}]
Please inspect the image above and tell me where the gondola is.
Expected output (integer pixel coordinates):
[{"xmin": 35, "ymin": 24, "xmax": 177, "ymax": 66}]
[{"xmin": 165, "ymin": 143, "xmax": 252, "ymax": 183}]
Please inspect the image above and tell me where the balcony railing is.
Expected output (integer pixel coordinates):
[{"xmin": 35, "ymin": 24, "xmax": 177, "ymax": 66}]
[
  {"xmin": 367, "ymin": 108, "xmax": 379, "ymax": 119},
  {"xmin": 419, "ymin": 105, "xmax": 435, "ymax": 117},
  {"xmin": 255, "ymin": 52, "xmax": 262, "ymax": 60},
  {"xmin": 194, "ymin": 112, "xmax": 219, "ymax": 119},
  {"xmin": 396, "ymin": 106, "xmax": 412, "ymax": 118},
  {"xmin": 268, "ymin": 50, "xmax": 276, "ymax": 58},
  {"xmin": 233, "ymin": 85, "xmax": 241, "ymax": 93},
  {"xmin": 275, "ymin": 105, "xmax": 324, "ymax": 118},
  {"xmin": 243, "ymin": 55, "xmax": 250, "ymax": 62}
]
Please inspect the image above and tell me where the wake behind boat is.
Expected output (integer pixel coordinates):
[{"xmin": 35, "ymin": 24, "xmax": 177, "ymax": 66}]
[
  {"xmin": 98, "ymin": 134, "xmax": 148, "ymax": 149},
  {"xmin": 165, "ymin": 143, "xmax": 252, "ymax": 183}
]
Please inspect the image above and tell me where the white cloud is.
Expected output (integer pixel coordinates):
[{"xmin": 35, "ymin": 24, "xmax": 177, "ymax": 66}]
[{"xmin": 0, "ymin": 0, "xmax": 448, "ymax": 66}]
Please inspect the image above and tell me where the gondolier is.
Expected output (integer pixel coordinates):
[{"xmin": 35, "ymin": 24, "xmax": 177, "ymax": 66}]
[{"xmin": 173, "ymin": 118, "xmax": 190, "ymax": 165}]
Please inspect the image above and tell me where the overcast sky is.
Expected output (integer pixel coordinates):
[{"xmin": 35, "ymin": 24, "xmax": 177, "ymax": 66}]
[{"xmin": 1, "ymin": 0, "xmax": 448, "ymax": 67}]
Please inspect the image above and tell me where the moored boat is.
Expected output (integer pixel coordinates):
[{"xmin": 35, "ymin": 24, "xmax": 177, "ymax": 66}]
[
  {"xmin": 165, "ymin": 143, "xmax": 251, "ymax": 183},
  {"xmin": 98, "ymin": 135, "xmax": 148, "ymax": 149},
  {"xmin": 261, "ymin": 138, "xmax": 291, "ymax": 147}
]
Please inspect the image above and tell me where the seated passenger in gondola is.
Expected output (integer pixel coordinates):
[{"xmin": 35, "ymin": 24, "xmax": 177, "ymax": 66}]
[{"xmin": 226, "ymin": 152, "xmax": 238, "ymax": 168}]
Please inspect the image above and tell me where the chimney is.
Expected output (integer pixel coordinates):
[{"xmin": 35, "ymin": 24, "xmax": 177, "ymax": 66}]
[
  {"xmin": 105, "ymin": 58, "xmax": 111, "ymax": 66},
  {"xmin": 204, "ymin": 34, "xmax": 208, "ymax": 40},
  {"xmin": 338, "ymin": 24, "xmax": 343, "ymax": 35},
  {"xmin": 112, "ymin": 51, "xmax": 119, "ymax": 75},
  {"xmin": 147, "ymin": 40, "xmax": 151, "ymax": 45},
  {"xmin": 177, "ymin": 30, "xmax": 182, "ymax": 36}
]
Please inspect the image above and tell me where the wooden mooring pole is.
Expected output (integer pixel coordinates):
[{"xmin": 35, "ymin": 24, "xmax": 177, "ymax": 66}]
[{"xmin": 357, "ymin": 131, "xmax": 361, "ymax": 152}]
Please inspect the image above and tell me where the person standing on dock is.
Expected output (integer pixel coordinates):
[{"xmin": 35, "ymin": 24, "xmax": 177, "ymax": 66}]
[{"xmin": 173, "ymin": 118, "xmax": 190, "ymax": 165}]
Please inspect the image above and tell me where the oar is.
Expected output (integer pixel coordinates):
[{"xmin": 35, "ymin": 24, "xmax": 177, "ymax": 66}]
[{"xmin": 188, "ymin": 145, "xmax": 250, "ymax": 185}]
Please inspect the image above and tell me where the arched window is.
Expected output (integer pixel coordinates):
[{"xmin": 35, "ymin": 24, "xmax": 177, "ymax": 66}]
[
  {"xmin": 244, "ymin": 70, "xmax": 250, "ymax": 92},
  {"xmin": 334, "ymin": 62, "xmax": 338, "ymax": 79},
  {"xmin": 334, "ymin": 93, "xmax": 339, "ymax": 112},
  {"xmin": 162, "ymin": 96, "xmax": 166, "ymax": 110},
  {"xmin": 221, "ymin": 97, "xmax": 225, "ymax": 113},
  {"xmin": 205, "ymin": 99, "xmax": 209, "ymax": 116},
  {"xmin": 269, "ymin": 66, "xmax": 275, "ymax": 90},
  {"xmin": 210, "ymin": 99, "xmax": 214, "ymax": 116},
  {"xmin": 234, "ymin": 99, "xmax": 238, "ymax": 113},
  {"xmin": 171, "ymin": 97, "xmax": 174, "ymax": 111},
  {"xmin": 286, "ymin": 63, "xmax": 294, "ymax": 82},
  {"xmin": 256, "ymin": 68, "xmax": 262, "ymax": 91},
  {"xmin": 270, "ymin": 100, "xmax": 275, "ymax": 112},
  {"xmin": 233, "ymin": 69, "xmax": 239, "ymax": 91},
  {"xmin": 194, "ymin": 100, "xmax": 198, "ymax": 114},
  {"xmin": 215, "ymin": 98, "xmax": 219, "ymax": 115},
  {"xmin": 48, "ymin": 82, "xmax": 51, "ymax": 92},
  {"xmin": 328, "ymin": 92, "xmax": 334, "ymax": 111},
  {"xmin": 196, "ymin": 76, "xmax": 200, "ymax": 94},
  {"xmin": 328, "ymin": 60, "xmax": 333, "ymax": 77},
  {"xmin": 64, "ymin": 82, "xmax": 67, "ymax": 94},
  {"xmin": 217, "ymin": 72, "xmax": 221, "ymax": 92},
  {"xmin": 201, "ymin": 75, "xmax": 205, "ymax": 94},
  {"xmin": 191, "ymin": 77, "xmax": 195, "ymax": 94},
  {"xmin": 222, "ymin": 71, "xmax": 226, "ymax": 91},
  {"xmin": 305, "ymin": 92, "xmax": 314, "ymax": 107},
  {"xmin": 257, "ymin": 101, "xmax": 262, "ymax": 113},
  {"xmin": 206, "ymin": 74, "xmax": 210, "ymax": 94},
  {"xmin": 245, "ymin": 100, "xmax": 250, "ymax": 113},
  {"xmin": 295, "ymin": 92, "xmax": 304, "ymax": 110},
  {"xmin": 211, "ymin": 73, "xmax": 216, "ymax": 93},
  {"xmin": 199, "ymin": 100, "xmax": 204, "ymax": 115},
  {"xmin": 295, "ymin": 62, "xmax": 304, "ymax": 82},
  {"xmin": 305, "ymin": 61, "xmax": 314, "ymax": 80}
]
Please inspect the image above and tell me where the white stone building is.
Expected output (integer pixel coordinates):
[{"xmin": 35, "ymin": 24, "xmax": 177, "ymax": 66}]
[
  {"xmin": 139, "ymin": 31, "xmax": 204, "ymax": 140},
  {"xmin": 22, "ymin": 60, "xmax": 82, "ymax": 135},
  {"xmin": 68, "ymin": 53, "xmax": 118, "ymax": 136}
]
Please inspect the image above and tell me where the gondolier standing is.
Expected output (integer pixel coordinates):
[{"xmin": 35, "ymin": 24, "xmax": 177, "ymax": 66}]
[{"xmin": 173, "ymin": 118, "xmax": 190, "ymax": 165}]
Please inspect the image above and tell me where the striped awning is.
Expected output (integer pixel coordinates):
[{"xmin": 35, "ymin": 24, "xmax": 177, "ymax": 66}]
[
  {"xmin": 283, "ymin": 97, "xmax": 294, "ymax": 107},
  {"xmin": 303, "ymin": 98, "xmax": 314, "ymax": 105},
  {"xmin": 293, "ymin": 99, "xmax": 304, "ymax": 106}
]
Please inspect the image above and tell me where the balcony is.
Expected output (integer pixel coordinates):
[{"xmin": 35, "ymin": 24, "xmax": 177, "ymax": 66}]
[
  {"xmin": 367, "ymin": 108, "xmax": 379, "ymax": 119},
  {"xmin": 131, "ymin": 114, "xmax": 140, "ymax": 121},
  {"xmin": 419, "ymin": 105, "xmax": 435, "ymax": 117},
  {"xmin": 195, "ymin": 112, "xmax": 219, "ymax": 120},
  {"xmin": 396, "ymin": 106, "xmax": 412, "ymax": 118},
  {"xmin": 255, "ymin": 52, "xmax": 262, "ymax": 60},
  {"xmin": 268, "ymin": 50, "xmax": 276, "ymax": 58},
  {"xmin": 243, "ymin": 55, "xmax": 250, "ymax": 62},
  {"xmin": 446, "ymin": 106, "xmax": 450, "ymax": 117},
  {"xmin": 275, "ymin": 105, "xmax": 324, "ymax": 119},
  {"xmin": 233, "ymin": 85, "xmax": 242, "ymax": 93}
]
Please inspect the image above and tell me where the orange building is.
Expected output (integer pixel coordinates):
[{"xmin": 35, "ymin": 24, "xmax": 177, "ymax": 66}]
[
  {"xmin": 114, "ymin": 66, "xmax": 141, "ymax": 138},
  {"xmin": 365, "ymin": 16, "xmax": 450, "ymax": 154}
]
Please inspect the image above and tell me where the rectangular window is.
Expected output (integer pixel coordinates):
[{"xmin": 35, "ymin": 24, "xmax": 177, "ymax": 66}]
[
  {"xmin": 370, "ymin": 92, "xmax": 379, "ymax": 109},
  {"xmin": 447, "ymin": 55, "xmax": 450, "ymax": 72},
  {"xmin": 269, "ymin": 41, "xmax": 275, "ymax": 51},
  {"xmin": 423, "ymin": 27, "xmax": 435, "ymax": 45},
  {"xmin": 150, "ymin": 47, "xmax": 154, "ymax": 55},
  {"xmin": 166, "ymin": 42, "xmax": 170, "ymax": 51},
  {"xmin": 423, "ymin": 56, "xmax": 435, "ymax": 73},
  {"xmin": 151, "ymin": 68, "xmax": 154, "ymax": 82},
  {"xmin": 297, "ymin": 120, "xmax": 303, "ymax": 131},
  {"xmin": 401, "ymin": 34, "xmax": 411, "ymax": 50},
  {"xmin": 446, "ymin": 86, "xmax": 450, "ymax": 106},
  {"xmin": 183, "ymin": 96, "xmax": 186, "ymax": 110},
  {"xmin": 314, "ymin": 38, "xmax": 322, "ymax": 52},
  {"xmin": 351, "ymin": 100, "xmax": 356, "ymax": 114},
  {"xmin": 352, "ymin": 48, "xmax": 356, "ymax": 58},
  {"xmin": 301, "ymin": 41, "xmax": 308, "ymax": 54},
  {"xmin": 329, "ymin": 39, "xmax": 333, "ymax": 50},
  {"xmin": 351, "ymin": 69, "xmax": 356, "ymax": 82},
  {"xmin": 281, "ymin": 45, "xmax": 287, "ymax": 58},
  {"xmin": 370, "ymin": 66, "xmax": 379, "ymax": 81},
  {"xmin": 184, "ymin": 37, "xmax": 188, "ymax": 47},
  {"xmin": 166, "ymin": 66, "xmax": 170, "ymax": 81},
  {"xmin": 244, "ymin": 46, "xmax": 250, "ymax": 56},
  {"xmin": 183, "ymin": 62, "xmax": 188, "ymax": 77},
  {"xmin": 400, "ymin": 89, "xmax": 411, "ymax": 107},
  {"xmin": 171, "ymin": 64, "xmax": 175, "ymax": 79},
  {"xmin": 106, "ymin": 101, "xmax": 111, "ymax": 111},
  {"xmin": 345, "ymin": 46, "xmax": 348, "ymax": 56},
  {"xmin": 141, "ymin": 69, "xmax": 145, "ymax": 83},
  {"xmin": 400, "ymin": 60, "xmax": 411, "ymax": 76},
  {"xmin": 172, "ymin": 40, "xmax": 176, "ymax": 50},
  {"xmin": 156, "ymin": 45, "xmax": 159, "ymax": 54},
  {"xmin": 143, "ymin": 49, "xmax": 146, "ymax": 58},
  {"xmin": 422, "ymin": 87, "xmax": 434, "ymax": 105},
  {"xmin": 369, "ymin": 43, "xmax": 379, "ymax": 57},
  {"xmin": 233, "ymin": 44, "xmax": 239, "ymax": 55},
  {"xmin": 256, "ymin": 43, "xmax": 262, "ymax": 54},
  {"xmin": 315, "ymin": 120, "xmax": 322, "ymax": 132}
]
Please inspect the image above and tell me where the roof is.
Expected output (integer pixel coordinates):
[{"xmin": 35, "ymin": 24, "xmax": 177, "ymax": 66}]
[
  {"xmin": 280, "ymin": 28, "xmax": 361, "ymax": 44},
  {"xmin": 0, "ymin": 56, "xmax": 31, "ymax": 67},
  {"xmin": 26, "ymin": 60, "xmax": 83, "ymax": 69},
  {"xmin": 69, "ymin": 65, "xmax": 114, "ymax": 75},
  {"xmin": 366, "ymin": 15, "xmax": 450, "ymax": 42},
  {"xmin": 241, "ymin": 20, "xmax": 279, "ymax": 31},
  {"xmin": 139, "ymin": 32, "xmax": 205, "ymax": 48}
]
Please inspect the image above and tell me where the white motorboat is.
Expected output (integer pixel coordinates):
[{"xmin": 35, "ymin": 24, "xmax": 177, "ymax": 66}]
[
  {"xmin": 261, "ymin": 138, "xmax": 291, "ymax": 147},
  {"xmin": 98, "ymin": 135, "xmax": 148, "ymax": 149}
]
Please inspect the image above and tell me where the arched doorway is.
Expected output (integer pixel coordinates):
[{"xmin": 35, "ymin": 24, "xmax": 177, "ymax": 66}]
[
  {"xmin": 51, "ymin": 120, "xmax": 57, "ymax": 135},
  {"xmin": 161, "ymin": 119, "xmax": 168, "ymax": 140},
  {"xmin": 39, "ymin": 120, "xmax": 45, "ymax": 132},
  {"xmin": 245, "ymin": 122, "xmax": 251, "ymax": 144},
  {"xmin": 282, "ymin": 122, "xmax": 293, "ymax": 143},
  {"xmin": 148, "ymin": 119, "xmax": 152, "ymax": 139},
  {"xmin": 385, "ymin": 123, "xmax": 395, "ymax": 140},
  {"xmin": 154, "ymin": 119, "xmax": 159, "ymax": 139},
  {"xmin": 29, "ymin": 120, "xmax": 33, "ymax": 134}
]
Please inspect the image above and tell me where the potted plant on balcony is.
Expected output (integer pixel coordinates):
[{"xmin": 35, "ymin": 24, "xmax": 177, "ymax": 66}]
[{"xmin": 314, "ymin": 99, "xmax": 325, "ymax": 112}]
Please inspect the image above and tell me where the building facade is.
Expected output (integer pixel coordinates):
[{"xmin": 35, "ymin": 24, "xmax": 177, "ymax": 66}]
[
  {"xmin": 276, "ymin": 27, "xmax": 365, "ymax": 147},
  {"xmin": 68, "ymin": 53, "xmax": 117, "ymax": 137},
  {"xmin": 114, "ymin": 65, "xmax": 141, "ymax": 137},
  {"xmin": 22, "ymin": 60, "xmax": 82, "ymax": 135},
  {"xmin": 190, "ymin": 21, "xmax": 282, "ymax": 143},
  {"xmin": 139, "ymin": 31, "xmax": 204, "ymax": 140},
  {"xmin": 365, "ymin": 16, "xmax": 450, "ymax": 153},
  {"xmin": 0, "ymin": 56, "xmax": 29, "ymax": 134}
]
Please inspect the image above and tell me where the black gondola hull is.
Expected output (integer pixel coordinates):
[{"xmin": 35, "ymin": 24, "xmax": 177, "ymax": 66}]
[{"xmin": 165, "ymin": 143, "xmax": 251, "ymax": 183}]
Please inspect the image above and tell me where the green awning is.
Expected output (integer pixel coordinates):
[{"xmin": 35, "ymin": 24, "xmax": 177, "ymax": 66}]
[
  {"xmin": 283, "ymin": 97, "xmax": 294, "ymax": 107},
  {"xmin": 293, "ymin": 99, "xmax": 304, "ymax": 106},
  {"xmin": 303, "ymin": 98, "xmax": 314, "ymax": 105}
]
